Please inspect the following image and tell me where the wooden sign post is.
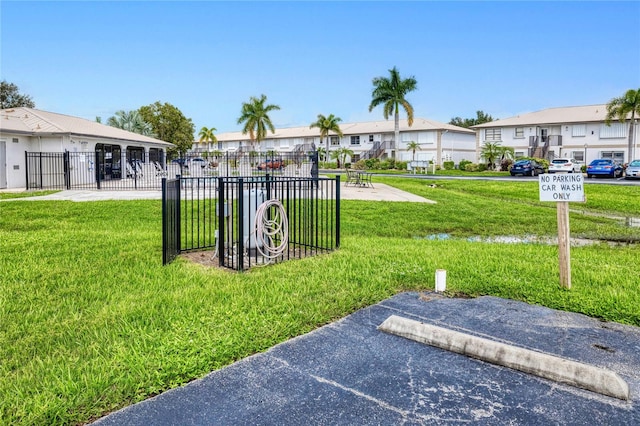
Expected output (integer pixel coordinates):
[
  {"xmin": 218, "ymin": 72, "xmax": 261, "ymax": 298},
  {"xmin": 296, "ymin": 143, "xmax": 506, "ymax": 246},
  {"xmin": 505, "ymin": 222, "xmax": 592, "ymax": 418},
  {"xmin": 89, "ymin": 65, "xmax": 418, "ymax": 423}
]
[{"xmin": 539, "ymin": 173, "xmax": 585, "ymax": 289}]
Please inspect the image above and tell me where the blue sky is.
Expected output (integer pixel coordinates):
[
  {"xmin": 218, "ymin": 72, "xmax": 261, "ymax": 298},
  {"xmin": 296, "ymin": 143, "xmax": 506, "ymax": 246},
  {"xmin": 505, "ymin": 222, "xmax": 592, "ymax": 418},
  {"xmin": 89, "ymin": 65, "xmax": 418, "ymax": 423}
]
[{"xmin": 2, "ymin": 1, "xmax": 639, "ymax": 136}]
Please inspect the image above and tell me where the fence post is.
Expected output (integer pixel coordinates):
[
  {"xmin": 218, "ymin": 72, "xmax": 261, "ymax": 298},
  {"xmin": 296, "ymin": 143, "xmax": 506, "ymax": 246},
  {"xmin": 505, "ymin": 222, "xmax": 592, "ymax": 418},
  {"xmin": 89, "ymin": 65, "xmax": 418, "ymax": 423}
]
[
  {"xmin": 335, "ymin": 176, "xmax": 340, "ymax": 248},
  {"xmin": 218, "ymin": 177, "xmax": 225, "ymax": 268},
  {"xmin": 94, "ymin": 151, "xmax": 101, "ymax": 190},
  {"xmin": 64, "ymin": 151, "xmax": 71, "ymax": 190},
  {"xmin": 38, "ymin": 152, "xmax": 43, "ymax": 189},
  {"xmin": 237, "ymin": 178, "xmax": 244, "ymax": 272},
  {"xmin": 24, "ymin": 151, "xmax": 29, "ymax": 190}
]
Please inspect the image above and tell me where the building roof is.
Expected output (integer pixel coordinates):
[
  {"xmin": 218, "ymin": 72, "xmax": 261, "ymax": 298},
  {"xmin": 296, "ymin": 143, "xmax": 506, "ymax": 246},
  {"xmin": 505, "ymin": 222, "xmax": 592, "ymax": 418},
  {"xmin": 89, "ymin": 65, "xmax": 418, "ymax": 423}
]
[
  {"xmin": 0, "ymin": 107, "xmax": 173, "ymax": 147},
  {"xmin": 471, "ymin": 104, "xmax": 632, "ymax": 129},
  {"xmin": 214, "ymin": 117, "xmax": 474, "ymax": 142}
]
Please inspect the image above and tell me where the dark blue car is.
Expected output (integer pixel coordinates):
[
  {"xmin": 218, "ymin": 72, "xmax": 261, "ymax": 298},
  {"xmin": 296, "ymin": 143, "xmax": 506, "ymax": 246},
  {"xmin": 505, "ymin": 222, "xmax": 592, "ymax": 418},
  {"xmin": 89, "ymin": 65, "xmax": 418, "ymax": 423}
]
[
  {"xmin": 510, "ymin": 159, "xmax": 545, "ymax": 176},
  {"xmin": 586, "ymin": 159, "xmax": 623, "ymax": 178}
]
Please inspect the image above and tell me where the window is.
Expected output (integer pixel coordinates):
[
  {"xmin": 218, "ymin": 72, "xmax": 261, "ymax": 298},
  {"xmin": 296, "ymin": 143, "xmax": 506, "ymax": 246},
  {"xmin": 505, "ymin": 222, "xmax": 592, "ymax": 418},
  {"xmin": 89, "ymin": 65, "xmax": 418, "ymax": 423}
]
[
  {"xmin": 572, "ymin": 151, "xmax": 584, "ymax": 162},
  {"xmin": 599, "ymin": 123, "xmax": 626, "ymax": 139},
  {"xmin": 127, "ymin": 146, "xmax": 145, "ymax": 162},
  {"xmin": 572, "ymin": 124, "xmax": 586, "ymax": 137},
  {"xmin": 515, "ymin": 151, "xmax": 525, "ymax": 159},
  {"xmin": 514, "ymin": 128, "xmax": 524, "ymax": 138},
  {"xmin": 149, "ymin": 148, "xmax": 162, "ymax": 163},
  {"xmin": 350, "ymin": 136, "xmax": 360, "ymax": 145},
  {"xmin": 484, "ymin": 128, "xmax": 501, "ymax": 141},
  {"xmin": 601, "ymin": 151, "xmax": 625, "ymax": 163},
  {"xmin": 12, "ymin": 138, "xmax": 19, "ymax": 143},
  {"xmin": 330, "ymin": 136, "xmax": 340, "ymax": 146},
  {"xmin": 369, "ymin": 135, "xmax": 374, "ymax": 142}
]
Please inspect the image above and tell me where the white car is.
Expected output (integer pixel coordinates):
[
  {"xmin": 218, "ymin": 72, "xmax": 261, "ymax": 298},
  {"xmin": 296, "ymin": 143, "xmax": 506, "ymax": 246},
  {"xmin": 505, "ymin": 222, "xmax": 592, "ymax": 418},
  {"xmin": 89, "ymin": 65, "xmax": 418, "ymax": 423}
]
[
  {"xmin": 548, "ymin": 158, "xmax": 581, "ymax": 173},
  {"xmin": 625, "ymin": 159, "xmax": 640, "ymax": 179}
]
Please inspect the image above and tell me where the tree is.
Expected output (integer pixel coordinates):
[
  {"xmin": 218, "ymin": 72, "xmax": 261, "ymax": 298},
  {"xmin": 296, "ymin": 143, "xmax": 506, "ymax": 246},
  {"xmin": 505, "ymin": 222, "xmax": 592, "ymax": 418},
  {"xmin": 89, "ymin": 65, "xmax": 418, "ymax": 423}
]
[
  {"xmin": 309, "ymin": 113, "xmax": 343, "ymax": 159},
  {"xmin": 138, "ymin": 102, "xmax": 195, "ymax": 156},
  {"xmin": 330, "ymin": 147, "xmax": 354, "ymax": 168},
  {"xmin": 107, "ymin": 110, "xmax": 154, "ymax": 136},
  {"xmin": 606, "ymin": 88, "xmax": 640, "ymax": 162},
  {"xmin": 368, "ymin": 66, "xmax": 417, "ymax": 155},
  {"xmin": 198, "ymin": 126, "xmax": 218, "ymax": 153},
  {"xmin": 406, "ymin": 141, "xmax": 421, "ymax": 162},
  {"xmin": 449, "ymin": 110, "xmax": 494, "ymax": 128},
  {"xmin": 480, "ymin": 141, "xmax": 513, "ymax": 170},
  {"xmin": 237, "ymin": 94, "xmax": 280, "ymax": 151},
  {"xmin": 316, "ymin": 146, "xmax": 326, "ymax": 162},
  {"xmin": 1, "ymin": 80, "xmax": 35, "ymax": 108}
]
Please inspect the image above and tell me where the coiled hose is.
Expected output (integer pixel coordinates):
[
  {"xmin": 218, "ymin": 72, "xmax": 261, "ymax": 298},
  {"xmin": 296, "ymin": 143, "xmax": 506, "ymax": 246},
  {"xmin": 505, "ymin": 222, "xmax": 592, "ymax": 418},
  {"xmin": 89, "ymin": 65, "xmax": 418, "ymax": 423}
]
[{"xmin": 253, "ymin": 199, "xmax": 289, "ymax": 261}]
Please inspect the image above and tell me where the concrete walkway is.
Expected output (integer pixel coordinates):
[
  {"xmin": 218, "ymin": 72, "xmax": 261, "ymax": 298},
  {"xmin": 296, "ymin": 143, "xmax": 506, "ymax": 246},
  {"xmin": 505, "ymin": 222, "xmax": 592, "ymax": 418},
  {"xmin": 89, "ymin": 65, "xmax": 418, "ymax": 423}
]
[
  {"xmin": 93, "ymin": 292, "xmax": 640, "ymax": 425},
  {"xmin": 0, "ymin": 182, "xmax": 434, "ymax": 203}
]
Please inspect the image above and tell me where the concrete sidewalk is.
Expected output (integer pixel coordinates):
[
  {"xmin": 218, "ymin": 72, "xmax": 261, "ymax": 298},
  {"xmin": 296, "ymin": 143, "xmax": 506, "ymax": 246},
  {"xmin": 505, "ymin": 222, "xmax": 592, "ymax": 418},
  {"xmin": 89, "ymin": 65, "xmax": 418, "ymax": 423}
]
[
  {"xmin": 93, "ymin": 292, "xmax": 640, "ymax": 425},
  {"xmin": 1, "ymin": 182, "xmax": 434, "ymax": 203}
]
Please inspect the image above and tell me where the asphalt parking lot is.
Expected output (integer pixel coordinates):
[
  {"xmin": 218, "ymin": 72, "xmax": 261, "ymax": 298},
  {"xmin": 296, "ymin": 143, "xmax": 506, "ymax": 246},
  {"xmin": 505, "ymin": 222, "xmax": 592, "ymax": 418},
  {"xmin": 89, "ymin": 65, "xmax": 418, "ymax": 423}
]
[{"xmin": 93, "ymin": 292, "xmax": 640, "ymax": 425}]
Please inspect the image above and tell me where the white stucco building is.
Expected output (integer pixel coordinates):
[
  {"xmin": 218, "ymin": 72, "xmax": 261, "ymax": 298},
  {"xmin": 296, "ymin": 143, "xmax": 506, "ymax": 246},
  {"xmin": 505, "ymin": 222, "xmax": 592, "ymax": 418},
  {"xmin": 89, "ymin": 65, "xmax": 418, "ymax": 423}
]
[
  {"xmin": 193, "ymin": 118, "xmax": 476, "ymax": 166},
  {"xmin": 472, "ymin": 105, "xmax": 638, "ymax": 165},
  {"xmin": 0, "ymin": 107, "xmax": 173, "ymax": 189}
]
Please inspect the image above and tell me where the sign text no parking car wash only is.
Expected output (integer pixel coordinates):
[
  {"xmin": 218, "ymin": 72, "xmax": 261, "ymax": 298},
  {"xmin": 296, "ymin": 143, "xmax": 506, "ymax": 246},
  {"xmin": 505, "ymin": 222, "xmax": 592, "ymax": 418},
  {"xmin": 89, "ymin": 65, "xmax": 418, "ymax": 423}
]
[{"xmin": 539, "ymin": 173, "xmax": 585, "ymax": 289}]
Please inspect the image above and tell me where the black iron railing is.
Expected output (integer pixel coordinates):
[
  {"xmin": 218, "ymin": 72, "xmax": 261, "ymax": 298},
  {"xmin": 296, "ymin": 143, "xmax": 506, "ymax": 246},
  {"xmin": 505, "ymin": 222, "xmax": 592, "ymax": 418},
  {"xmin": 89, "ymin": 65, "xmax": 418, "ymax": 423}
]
[
  {"xmin": 25, "ymin": 150, "xmax": 318, "ymax": 191},
  {"xmin": 163, "ymin": 174, "xmax": 340, "ymax": 271}
]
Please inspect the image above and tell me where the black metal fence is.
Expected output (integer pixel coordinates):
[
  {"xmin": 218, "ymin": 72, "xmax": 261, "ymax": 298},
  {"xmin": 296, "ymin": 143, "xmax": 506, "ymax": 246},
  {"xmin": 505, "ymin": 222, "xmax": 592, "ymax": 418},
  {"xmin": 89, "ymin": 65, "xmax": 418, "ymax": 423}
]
[
  {"xmin": 162, "ymin": 177, "xmax": 181, "ymax": 265},
  {"xmin": 162, "ymin": 174, "xmax": 340, "ymax": 270},
  {"xmin": 25, "ymin": 151, "xmax": 318, "ymax": 191}
]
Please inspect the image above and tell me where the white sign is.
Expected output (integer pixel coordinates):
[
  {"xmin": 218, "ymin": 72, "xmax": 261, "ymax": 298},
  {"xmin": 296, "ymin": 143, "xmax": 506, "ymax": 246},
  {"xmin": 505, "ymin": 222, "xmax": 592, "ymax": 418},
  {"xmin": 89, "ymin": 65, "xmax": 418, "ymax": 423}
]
[{"xmin": 539, "ymin": 173, "xmax": 585, "ymax": 202}]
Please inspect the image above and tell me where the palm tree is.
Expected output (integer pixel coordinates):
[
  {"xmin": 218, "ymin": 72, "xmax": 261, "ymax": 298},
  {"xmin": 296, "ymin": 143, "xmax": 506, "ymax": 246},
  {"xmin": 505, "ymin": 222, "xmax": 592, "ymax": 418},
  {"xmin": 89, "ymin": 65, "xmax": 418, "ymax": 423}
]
[
  {"xmin": 316, "ymin": 146, "xmax": 326, "ymax": 162},
  {"xmin": 198, "ymin": 126, "xmax": 217, "ymax": 153},
  {"xmin": 330, "ymin": 147, "xmax": 354, "ymax": 168},
  {"xmin": 310, "ymin": 113, "xmax": 343, "ymax": 159},
  {"xmin": 480, "ymin": 141, "xmax": 512, "ymax": 170},
  {"xmin": 107, "ymin": 110, "xmax": 153, "ymax": 136},
  {"xmin": 368, "ymin": 66, "xmax": 418, "ymax": 156},
  {"xmin": 606, "ymin": 88, "xmax": 640, "ymax": 162},
  {"xmin": 406, "ymin": 141, "xmax": 420, "ymax": 162},
  {"xmin": 237, "ymin": 94, "xmax": 280, "ymax": 151}
]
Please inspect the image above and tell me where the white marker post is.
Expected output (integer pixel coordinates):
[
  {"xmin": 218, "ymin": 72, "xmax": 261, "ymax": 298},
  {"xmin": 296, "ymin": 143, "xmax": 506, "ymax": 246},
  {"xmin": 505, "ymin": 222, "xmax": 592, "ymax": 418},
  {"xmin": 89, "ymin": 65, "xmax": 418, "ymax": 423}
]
[{"xmin": 538, "ymin": 173, "xmax": 585, "ymax": 289}]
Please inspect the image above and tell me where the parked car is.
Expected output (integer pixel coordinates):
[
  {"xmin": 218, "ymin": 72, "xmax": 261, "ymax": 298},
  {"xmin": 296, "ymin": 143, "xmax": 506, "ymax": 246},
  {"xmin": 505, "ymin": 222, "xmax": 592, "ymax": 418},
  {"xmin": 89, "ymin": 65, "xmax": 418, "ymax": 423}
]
[
  {"xmin": 510, "ymin": 159, "xmax": 545, "ymax": 176},
  {"xmin": 257, "ymin": 159, "xmax": 284, "ymax": 170},
  {"xmin": 586, "ymin": 159, "xmax": 623, "ymax": 178},
  {"xmin": 548, "ymin": 158, "xmax": 581, "ymax": 173},
  {"xmin": 190, "ymin": 158, "xmax": 207, "ymax": 168},
  {"xmin": 624, "ymin": 159, "xmax": 640, "ymax": 179}
]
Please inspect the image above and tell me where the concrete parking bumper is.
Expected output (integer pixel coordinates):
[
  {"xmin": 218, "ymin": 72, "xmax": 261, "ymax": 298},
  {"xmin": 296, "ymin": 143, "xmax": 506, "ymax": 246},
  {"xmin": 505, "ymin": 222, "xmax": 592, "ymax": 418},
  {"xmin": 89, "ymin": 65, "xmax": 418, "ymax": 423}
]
[{"xmin": 379, "ymin": 315, "xmax": 630, "ymax": 400}]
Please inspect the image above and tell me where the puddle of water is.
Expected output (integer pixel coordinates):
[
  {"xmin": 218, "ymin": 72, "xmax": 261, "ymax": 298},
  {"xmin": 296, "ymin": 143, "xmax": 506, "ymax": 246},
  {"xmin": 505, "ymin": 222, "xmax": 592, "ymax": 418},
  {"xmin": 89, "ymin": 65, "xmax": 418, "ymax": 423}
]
[
  {"xmin": 417, "ymin": 234, "xmax": 635, "ymax": 247},
  {"xmin": 570, "ymin": 209, "xmax": 640, "ymax": 228}
]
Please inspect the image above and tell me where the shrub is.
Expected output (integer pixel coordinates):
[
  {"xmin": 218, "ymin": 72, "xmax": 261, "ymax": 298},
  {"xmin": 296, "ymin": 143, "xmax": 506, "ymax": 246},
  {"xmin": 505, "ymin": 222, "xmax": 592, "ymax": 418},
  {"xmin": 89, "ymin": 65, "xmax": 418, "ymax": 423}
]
[
  {"xmin": 365, "ymin": 158, "xmax": 380, "ymax": 169},
  {"xmin": 478, "ymin": 163, "xmax": 488, "ymax": 172},
  {"xmin": 379, "ymin": 159, "xmax": 395, "ymax": 170},
  {"xmin": 459, "ymin": 159, "xmax": 472, "ymax": 171},
  {"xmin": 443, "ymin": 161, "xmax": 454, "ymax": 170},
  {"xmin": 352, "ymin": 160, "xmax": 367, "ymax": 170},
  {"xmin": 500, "ymin": 158, "xmax": 513, "ymax": 171},
  {"xmin": 395, "ymin": 161, "xmax": 408, "ymax": 171},
  {"xmin": 464, "ymin": 163, "xmax": 479, "ymax": 172}
]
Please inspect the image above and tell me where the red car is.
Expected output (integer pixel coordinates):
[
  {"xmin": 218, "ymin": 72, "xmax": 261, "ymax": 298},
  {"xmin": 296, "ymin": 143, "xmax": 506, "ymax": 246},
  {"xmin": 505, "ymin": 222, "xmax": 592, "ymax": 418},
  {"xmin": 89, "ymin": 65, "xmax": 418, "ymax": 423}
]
[{"xmin": 257, "ymin": 159, "xmax": 284, "ymax": 170}]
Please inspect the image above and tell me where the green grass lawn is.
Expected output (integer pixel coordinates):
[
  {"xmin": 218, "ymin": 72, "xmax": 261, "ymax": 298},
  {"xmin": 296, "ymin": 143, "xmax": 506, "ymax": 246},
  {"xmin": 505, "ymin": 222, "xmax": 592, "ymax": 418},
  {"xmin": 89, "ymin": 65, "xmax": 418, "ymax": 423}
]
[{"xmin": 1, "ymin": 179, "xmax": 639, "ymax": 424}]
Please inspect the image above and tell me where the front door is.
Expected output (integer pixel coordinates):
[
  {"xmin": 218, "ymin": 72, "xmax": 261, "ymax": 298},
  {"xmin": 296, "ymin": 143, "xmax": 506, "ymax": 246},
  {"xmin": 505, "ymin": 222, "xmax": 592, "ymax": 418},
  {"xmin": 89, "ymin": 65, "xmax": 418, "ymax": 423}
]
[
  {"xmin": 540, "ymin": 128, "xmax": 549, "ymax": 143},
  {"xmin": 0, "ymin": 140, "xmax": 7, "ymax": 189}
]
